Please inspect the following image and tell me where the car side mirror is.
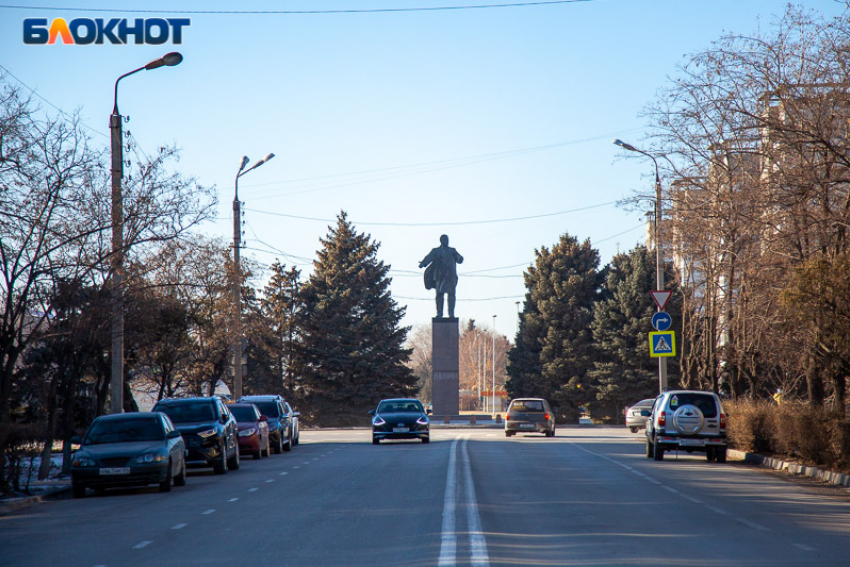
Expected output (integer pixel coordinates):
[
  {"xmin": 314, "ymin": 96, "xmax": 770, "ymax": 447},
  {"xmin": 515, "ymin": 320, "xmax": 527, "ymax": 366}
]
[
  {"xmin": 167, "ymin": 430, "xmax": 181, "ymax": 439},
  {"xmin": 259, "ymin": 415, "xmax": 269, "ymax": 422},
  {"xmin": 368, "ymin": 410, "xmax": 375, "ymax": 416},
  {"xmin": 640, "ymin": 410, "xmax": 650, "ymax": 417}
]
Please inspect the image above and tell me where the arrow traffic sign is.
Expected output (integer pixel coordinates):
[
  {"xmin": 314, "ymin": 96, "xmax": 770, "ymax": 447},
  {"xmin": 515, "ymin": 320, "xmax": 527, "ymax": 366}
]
[
  {"xmin": 649, "ymin": 331, "xmax": 676, "ymax": 357},
  {"xmin": 651, "ymin": 311, "xmax": 672, "ymax": 331},
  {"xmin": 651, "ymin": 290, "xmax": 672, "ymax": 310}
]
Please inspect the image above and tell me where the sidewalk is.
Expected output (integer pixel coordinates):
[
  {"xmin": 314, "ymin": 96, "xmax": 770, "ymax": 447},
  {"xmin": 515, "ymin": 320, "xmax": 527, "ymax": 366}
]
[{"xmin": 0, "ymin": 478, "xmax": 71, "ymax": 516}]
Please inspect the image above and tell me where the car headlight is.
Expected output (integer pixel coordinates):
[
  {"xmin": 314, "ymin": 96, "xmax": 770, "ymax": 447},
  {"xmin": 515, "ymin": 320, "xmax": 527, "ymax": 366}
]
[
  {"xmin": 197, "ymin": 428, "xmax": 218, "ymax": 438},
  {"xmin": 73, "ymin": 457, "xmax": 96, "ymax": 467},
  {"xmin": 238, "ymin": 428, "xmax": 257, "ymax": 437},
  {"xmin": 135, "ymin": 453, "xmax": 168, "ymax": 464},
  {"xmin": 416, "ymin": 416, "xmax": 429, "ymax": 425},
  {"xmin": 373, "ymin": 416, "xmax": 386, "ymax": 426}
]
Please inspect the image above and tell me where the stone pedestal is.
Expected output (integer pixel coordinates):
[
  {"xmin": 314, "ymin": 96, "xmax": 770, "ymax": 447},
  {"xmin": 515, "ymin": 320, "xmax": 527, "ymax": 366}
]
[{"xmin": 432, "ymin": 317, "xmax": 459, "ymax": 416}]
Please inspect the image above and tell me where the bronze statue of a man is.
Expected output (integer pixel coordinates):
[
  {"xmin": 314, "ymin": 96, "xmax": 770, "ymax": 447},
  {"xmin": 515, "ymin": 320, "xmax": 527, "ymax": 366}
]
[{"xmin": 419, "ymin": 234, "xmax": 464, "ymax": 318}]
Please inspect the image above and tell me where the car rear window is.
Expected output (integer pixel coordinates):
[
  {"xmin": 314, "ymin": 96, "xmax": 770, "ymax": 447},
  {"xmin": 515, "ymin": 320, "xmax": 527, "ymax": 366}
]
[
  {"xmin": 85, "ymin": 418, "xmax": 164, "ymax": 444},
  {"xmin": 378, "ymin": 401, "xmax": 423, "ymax": 413},
  {"xmin": 155, "ymin": 402, "xmax": 215, "ymax": 423},
  {"xmin": 668, "ymin": 394, "xmax": 718, "ymax": 418},
  {"xmin": 249, "ymin": 401, "xmax": 280, "ymax": 417},
  {"xmin": 509, "ymin": 400, "xmax": 545, "ymax": 412}
]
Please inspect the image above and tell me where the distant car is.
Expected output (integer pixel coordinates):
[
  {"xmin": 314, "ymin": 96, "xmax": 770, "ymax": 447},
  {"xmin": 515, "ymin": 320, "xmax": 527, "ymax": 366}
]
[
  {"xmin": 229, "ymin": 403, "xmax": 271, "ymax": 459},
  {"xmin": 626, "ymin": 399, "xmax": 654, "ymax": 433},
  {"xmin": 370, "ymin": 398, "xmax": 430, "ymax": 444},
  {"xmin": 70, "ymin": 412, "xmax": 186, "ymax": 498},
  {"xmin": 238, "ymin": 395, "xmax": 298, "ymax": 452},
  {"xmin": 645, "ymin": 390, "xmax": 728, "ymax": 462},
  {"xmin": 283, "ymin": 400, "xmax": 300, "ymax": 446},
  {"xmin": 152, "ymin": 396, "xmax": 240, "ymax": 474},
  {"xmin": 505, "ymin": 398, "xmax": 556, "ymax": 437}
]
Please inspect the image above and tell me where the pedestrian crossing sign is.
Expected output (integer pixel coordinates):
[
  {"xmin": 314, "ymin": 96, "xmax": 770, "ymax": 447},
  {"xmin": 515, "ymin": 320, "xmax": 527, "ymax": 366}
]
[{"xmin": 649, "ymin": 331, "xmax": 676, "ymax": 357}]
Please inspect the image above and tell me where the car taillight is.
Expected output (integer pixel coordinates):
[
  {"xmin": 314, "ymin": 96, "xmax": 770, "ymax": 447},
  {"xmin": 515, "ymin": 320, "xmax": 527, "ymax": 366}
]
[
  {"xmin": 720, "ymin": 413, "xmax": 726, "ymax": 429},
  {"xmin": 544, "ymin": 413, "xmax": 550, "ymax": 420},
  {"xmin": 658, "ymin": 411, "xmax": 666, "ymax": 427},
  {"xmin": 506, "ymin": 414, "xmax": 510, "ymax": 420}
]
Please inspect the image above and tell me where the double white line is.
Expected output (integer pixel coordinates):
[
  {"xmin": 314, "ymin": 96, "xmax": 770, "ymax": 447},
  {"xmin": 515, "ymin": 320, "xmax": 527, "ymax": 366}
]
[{"xmin": 439, "ymin": 436, "xmax": 489, "ymax": 567}]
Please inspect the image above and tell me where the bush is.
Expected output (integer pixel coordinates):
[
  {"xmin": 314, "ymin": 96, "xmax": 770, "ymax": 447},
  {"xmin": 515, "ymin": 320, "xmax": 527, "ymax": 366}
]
[
  {"xmin": 0, "ymin": 423, "xmax": 41, "ymax": 495},
  {"xmin": 727, "ymin": 400, "xmax": 850, "ymax": 473}
]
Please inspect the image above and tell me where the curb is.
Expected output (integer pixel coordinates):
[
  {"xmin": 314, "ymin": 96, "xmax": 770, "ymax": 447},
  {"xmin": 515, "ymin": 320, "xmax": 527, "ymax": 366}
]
[
  {"xmin": 729, "ymin": 449, "xmax": 850, "ymax": 488},
  {"xmin": 0, "ymin": 484, "xmax": 71, "ymax": 516}
]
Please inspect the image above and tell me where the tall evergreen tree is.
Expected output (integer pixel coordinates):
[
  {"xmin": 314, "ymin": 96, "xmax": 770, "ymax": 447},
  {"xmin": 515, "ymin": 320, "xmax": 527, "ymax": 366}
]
[
  {"xmin": 506, "ymin": 233, "xmax": 602, "ymax": 421},
  {"xmin": 256, "ymin": 262, "xmax": 303, "ymax": 401},
  {"xmin": 299, "ymin": 212, "xmax": 416, "ymax": 425},
  {"xmin": 588, "ymin": 245, "xmax": 680, "ymax": 420}
]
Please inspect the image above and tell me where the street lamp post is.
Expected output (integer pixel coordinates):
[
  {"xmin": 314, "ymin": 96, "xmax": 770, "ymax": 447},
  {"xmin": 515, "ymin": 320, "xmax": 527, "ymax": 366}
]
[
  {"xmin": 492, "ymin": 314, "xmax": 497, "ymax": 415},
  {"xmin": 613, "ymin": 139, "xmax": 668, "ymax": 393},
  {"xmin": 109, "ymin": 52, "xmax": 183, "ymax": 415},
  {"xmin": 232, "ymin": 153, "xmax": 275, "ymax": 400}
]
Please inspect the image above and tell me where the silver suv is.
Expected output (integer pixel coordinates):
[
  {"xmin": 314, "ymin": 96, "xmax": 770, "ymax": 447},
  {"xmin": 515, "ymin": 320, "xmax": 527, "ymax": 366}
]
[{"xmin": 645, "ymin": 390, "xmax": 727, "ymax": 462}]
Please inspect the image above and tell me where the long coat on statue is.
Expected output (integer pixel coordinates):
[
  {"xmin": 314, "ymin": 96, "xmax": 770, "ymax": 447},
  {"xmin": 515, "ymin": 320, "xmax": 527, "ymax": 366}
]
[{"xmin": 420, "ymin": 245, "xmax": 462, "ymax": 294}]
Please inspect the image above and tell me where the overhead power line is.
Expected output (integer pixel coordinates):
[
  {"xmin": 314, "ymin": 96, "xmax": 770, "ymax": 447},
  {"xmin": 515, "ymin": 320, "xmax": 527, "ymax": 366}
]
[{"xmin": 0, "ymin": 1, "xmax": 593, "ymax": 15}]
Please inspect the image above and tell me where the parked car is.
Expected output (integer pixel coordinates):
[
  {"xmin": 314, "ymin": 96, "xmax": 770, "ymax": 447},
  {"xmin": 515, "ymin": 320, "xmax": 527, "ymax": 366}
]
[
  {"xmin": 70, "ymin": 412, "xmax": 186, "ymax": 498},
  {"xmin": 626, "ymin": 398, "xmax": 654, "ymax": 433},
  {"xmin": 370, "ymin": 398, "xmax": 430, "ymax": 444},
  {"xmin": 284, "ymin": 400, "xmax": 300, "ymax": 446},
  {"xmin": 238, "ymin": 395, "xmax": 297, "ymax": 452},
  {"xmin": 152, "ymin": 396, "xmax": 240, "ymax": 474},
  {"xmin": 645, "ymin": 390, "xmax": 728, "ymax": 462},
  {"xmin": 505, "ymin": 398, "xmax": 556, "ymax": 437},
  {"xmin": 229, "ymin": 403, "xmax": 270, "ymax": 459}
]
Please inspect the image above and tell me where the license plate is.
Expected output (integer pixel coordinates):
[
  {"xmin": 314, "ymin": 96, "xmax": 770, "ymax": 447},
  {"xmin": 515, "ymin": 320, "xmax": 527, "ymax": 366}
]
[
  {"xmin": 99, "ymin": 467, "xmax": 130, "ymax": 475},
  {"xmin": 519, "ymin": 423, "xmax": 534, "ymax": 429},
  {"xmin": 679, "ymin": 439, "xmax": 703, "ymax": 446},
  {"xmin": 393, "ymin": 427, "xmax": 409, "ymax": 433}
]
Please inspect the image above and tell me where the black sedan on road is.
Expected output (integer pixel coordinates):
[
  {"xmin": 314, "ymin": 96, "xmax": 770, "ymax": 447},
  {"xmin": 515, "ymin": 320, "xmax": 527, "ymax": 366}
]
[
  {"xmin": 70, "ymin": 412, "xmax": 186, "ymax": 498},
  {"xmin": 370, "ymin": 398, "xmax": 430, "ymax": 444}
]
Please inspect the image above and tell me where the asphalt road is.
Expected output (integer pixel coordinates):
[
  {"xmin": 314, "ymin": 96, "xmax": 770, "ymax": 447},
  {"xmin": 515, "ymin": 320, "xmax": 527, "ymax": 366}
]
[{"xmin": 2, "ymin": 427, "xmax": 849, "ymax": 566}]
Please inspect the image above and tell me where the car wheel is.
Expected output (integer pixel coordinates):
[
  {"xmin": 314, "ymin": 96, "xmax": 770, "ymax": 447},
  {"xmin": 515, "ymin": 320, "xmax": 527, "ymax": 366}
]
[
  {"xmin": 174, "ymin": 459, "xmax": 187, "ymax": 487},
  {"xmin": 629, "ymin": 427, "xmax": 638, "ymax": 433},
  {"xmin": 372, "ymin": 436, "xmax": 380, "ymax": 445},
  {"xmin": 253, "ymin": 447, "xmax": 262, "ymax": 460},
  {"xmin": 705, "ymin": 446, "xmax": 715, "ymax": 462},
  {"xmin": 716, "ymin": 447, "xmax": 727, "ymax": 463},
  {"xmin": 228, "ymin": 444, "xmax": 241, "ymax": 470},
  {"xmin": 273, "ymin": 434, "xmax": 283, "ymax": 455},
  {"xmin": 159, "ymin": 461, "xmax": 173, "ymax": 492},
  {"xmin": 505, "ymin": 431, "xmax": 513, "ymax": 437},
  {"xmin": 263, "ymin": 440, "xmax": 271, "ymax": 458},
  {"xmin": 283, "ymin": 434, "xmax": 292, "ymax": 452},
  {"xmin": 72, "ymin": 483, "xmax": 86, "ymax": 499},
  {"xmin": 646, "ymin": 439, "xmax": 654, "ymax": 458},
  {"xmin": 653, "ymin": 439, "xmax": 664, "ymax": 461},
  {"xmin": 422, "ymin": 436, "xmax": 430, "ymax": 443},
  {"xmin": 213, "ymin": 443, "xmax": 228, "ymax": 475}
]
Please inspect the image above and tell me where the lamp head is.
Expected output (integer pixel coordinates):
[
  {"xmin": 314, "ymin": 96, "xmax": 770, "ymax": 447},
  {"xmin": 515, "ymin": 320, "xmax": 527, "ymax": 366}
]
[
  {"xmin": 238, "ymin": 156, "xmax": 250, "ymax": 173},
  {"xmin": 262, "ymin": 153, "xmax": 275, "ymax": 163},
  {"xmin": 612, "ymin": 139, "xmax": 638, "ymax": 152},
  {"xmin": 144, "ymin": 52, "xmax": 184, "ymax": 71}
]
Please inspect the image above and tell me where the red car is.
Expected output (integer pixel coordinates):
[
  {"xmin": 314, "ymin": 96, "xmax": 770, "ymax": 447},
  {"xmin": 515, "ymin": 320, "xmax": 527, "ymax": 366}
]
[{"xmin": 228, "ymin": 403, "xmax": 270, "ymax": 459}]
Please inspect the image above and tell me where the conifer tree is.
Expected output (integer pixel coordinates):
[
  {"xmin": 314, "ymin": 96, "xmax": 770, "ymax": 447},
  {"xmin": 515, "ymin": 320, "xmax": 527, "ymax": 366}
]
[
  {"xmin": 256, "ymin": 261, "xmax": 303, "ymax": 400},
  {"xmin": 506, "ymin": 233, "xmax": 602, "ymax": 421},
  {"xmin": 299, "ymin": 212, "xmax": 416, "ymax": 424}
]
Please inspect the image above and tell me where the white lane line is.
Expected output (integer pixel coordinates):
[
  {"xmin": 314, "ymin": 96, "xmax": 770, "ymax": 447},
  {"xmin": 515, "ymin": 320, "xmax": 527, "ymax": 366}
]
[
  {"xmin": 793, "ymin": 543, "xmax": 816, "ymax": 551},
  {"xmin": 662, "ymin": 486, "xmax": 679, "ymax": 494},
  {"xmin": 705, "ymin": 505, "xmax": 729, "ymax": 517},
  {"xmin": 132, "ymin": 541, "xmax": 152, "ymax": 549},
  {"xmin": 248, "ymin": 488, "xmax": 258, "ymax": 492},
  {"xmin": 202, "ymin": 509, "xmax": 215, "ymax": 515},
  {"xmin": 679, "ymin": 495, "xmax": 703, "ymax": 504},
  {"xmin": 438, "ymin": 437, "xmax": 460, "ymax": 566},
  {"xmin": 736, "ymin": 518, "xmax": 769, "ymax": 532},
  {"xmin": 279, "ymin": 471, "xmax": 288, "ymax": 475},
  {"xmin": 293, "ymin": 466, "xmax": 300, "ymax": 469},
  {"xmin": 461, "ymin": 437, "xmax": 490, "ymax": 567},
  {"xmin": 171, "ymin": 523, "xmax": 187, "ymax": 530},
  {"xmin": 228, "ymin": 498, "xmax": 239, "ymax": 502},
  {"xmin": 265, "ymin": 479, "xmax": 274, "ymax": 483}
]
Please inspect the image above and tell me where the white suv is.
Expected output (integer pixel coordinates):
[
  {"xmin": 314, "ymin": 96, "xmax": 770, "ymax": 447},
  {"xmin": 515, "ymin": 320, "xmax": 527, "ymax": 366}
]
[{"xmin": 645, "ymin": 390, "xmax": 728, "ymax": 462}]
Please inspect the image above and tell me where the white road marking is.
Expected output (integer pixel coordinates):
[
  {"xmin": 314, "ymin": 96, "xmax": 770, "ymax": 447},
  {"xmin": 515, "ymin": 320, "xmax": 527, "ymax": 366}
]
[
  {"xmin": 438, "ymin": 437, "xmax": 459, "ymax": 566},
  {"xmin": 248, "ymin": 488, "xmax": 258, "ymax": 492},
  {"xmin": 679, "ymin": 495, "xmax": 703, "ymax": 504},
  {"xmin": 279, "ymin": 471, "xmax": 288, "ymax": 475},
  {"xmin": 228, "ymin": 498, "xmax": 239, "ymax": 502},
  {"xmin": 202, "ymin": 509, "xmax": 215, "ymax": 515},
  {"xmin": 171, "ymin": 523, "xmax": 187, "ymax": 530},
  {"xmin": 461, "ymin": 438, "xmax": 490, "ymax": 566},
  {"xmin": 736, "ymin": 518, "xmax": 769, "ymax": 531},
  {"xmin": 265, "ymin": 479, "xmax": 274, "ymax": 483},
  {"xmin": 132, "ymin": 541, "xmax": 152, "ymax": 549},
  {"xmin": 706, "ymin": 505, "xmax": 729, "ymax": 516},
  {"xmin": 794, "ymin": 543, "xmax": 816, "ymax": 551},
  {"xmin": 662, "ymin": 486, "xmax": 679, "ymax": 494},
  {"xmin": 293, "ymin": 466, "xmax": 300, "ymax": 469}
]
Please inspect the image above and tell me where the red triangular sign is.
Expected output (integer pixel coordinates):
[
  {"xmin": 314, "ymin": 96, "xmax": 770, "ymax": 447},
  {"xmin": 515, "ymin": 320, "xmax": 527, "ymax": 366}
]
[{"xmin": 651, "ymin": 290, "xmax": 672, "ymax": 310}]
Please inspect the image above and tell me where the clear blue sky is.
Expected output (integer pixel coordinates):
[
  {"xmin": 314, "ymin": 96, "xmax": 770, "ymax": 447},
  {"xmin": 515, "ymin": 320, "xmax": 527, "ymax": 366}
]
[{"xmin": 1, "ymin": 0, "xmax": 845, "ymax": 338}]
